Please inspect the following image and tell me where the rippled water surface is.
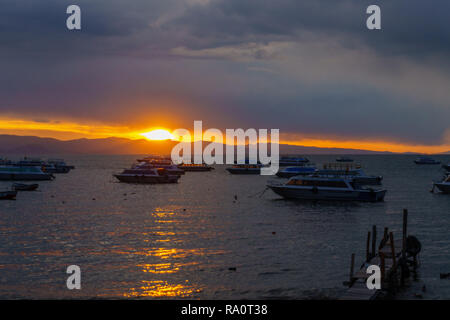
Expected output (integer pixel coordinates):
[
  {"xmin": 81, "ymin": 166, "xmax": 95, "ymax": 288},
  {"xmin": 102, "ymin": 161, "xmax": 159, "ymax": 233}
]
[{"xmin": 1, "ymin": 155, "xmax": 449, "ymax": 299}]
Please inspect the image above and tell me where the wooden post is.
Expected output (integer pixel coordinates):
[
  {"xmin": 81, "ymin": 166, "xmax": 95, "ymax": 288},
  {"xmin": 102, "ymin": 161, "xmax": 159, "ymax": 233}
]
[
  {"xmin": 380, "ymin": 252, "xmax": 385, "ymax": 284},
  {"xmin": 379, "ymin": 227, "xmax": 388, "ymax": 250},
  {"xmin": 366, "ymin": 231, "xmax": 371, "ymax": 261},
  {"xmin": 389, "ymin": 232, "xmax": 396, "ymax": 268},
  {"xmin": 372, "ymin": 225, "xmax": 377, "ymax": 258},
  {"xmin": 402, "ymin": 209, "xmax": 408, "ymax": 260},
  {"xmin": 350, "ymin": 253, "xmax": 355, "ymax": 283}
]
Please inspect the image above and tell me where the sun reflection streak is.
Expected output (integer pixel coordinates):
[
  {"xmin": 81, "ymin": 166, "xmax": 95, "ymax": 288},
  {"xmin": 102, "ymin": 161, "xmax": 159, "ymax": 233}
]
[
  {"xmin": 118, "ymin": 206, "xmax": 224, "ymax": 298},
  {"xmin": 124, "ymin": 280, "xmax": 202, "ymax": 298},
  {"xmin": 138, "ymin": 261, "xmax": 199, "ymax": 274}
]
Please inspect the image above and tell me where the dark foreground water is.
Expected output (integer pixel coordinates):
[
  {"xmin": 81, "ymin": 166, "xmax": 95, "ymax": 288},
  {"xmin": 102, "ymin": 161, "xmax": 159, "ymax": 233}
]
[{"xmin": 0, "ymin": 155, "xmax": 449, "ymax": 299}]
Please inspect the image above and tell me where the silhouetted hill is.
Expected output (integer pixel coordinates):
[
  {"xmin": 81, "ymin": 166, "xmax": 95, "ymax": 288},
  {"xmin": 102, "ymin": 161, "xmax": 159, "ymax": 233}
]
[{"xmin": 0, "ymin": 134, "xmax": 395, "ymax": 156}]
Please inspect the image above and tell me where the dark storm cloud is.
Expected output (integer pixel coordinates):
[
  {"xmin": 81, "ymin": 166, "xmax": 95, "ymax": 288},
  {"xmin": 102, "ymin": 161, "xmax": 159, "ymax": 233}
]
[
  {"xmin": 173, "ymin": 0, "xmax": 450, "ymax": 59},
  {"xmin": 0, "ymin": 0, "xmax": 449, "ymax": 147}
]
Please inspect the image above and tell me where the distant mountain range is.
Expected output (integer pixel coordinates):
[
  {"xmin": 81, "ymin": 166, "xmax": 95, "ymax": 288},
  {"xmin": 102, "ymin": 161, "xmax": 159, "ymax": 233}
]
[{"xmin": 0, "ymin": 134, "xmax": 416, "ymax": 156}]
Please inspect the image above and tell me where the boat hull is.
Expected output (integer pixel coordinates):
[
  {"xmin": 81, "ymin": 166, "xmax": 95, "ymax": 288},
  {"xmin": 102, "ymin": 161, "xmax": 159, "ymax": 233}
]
[
  {"xmin": 180, "ymin": 167, "xmax": 213, "ymax": 172},
  {"xmin": 0, "ymin": 191, "xmax": 17, "ymax": 200},
  {"xmin": 268, "ymin": 185, "xmax": 386, "ymax": 202},
  {"xmin": 226, "ymin": 168, "xmax": 261, "ymax": 174},
  {"xmin": 0, "ymin": 173, "xmax": 53, "ymax": 181},
  {"xmin": 12, "ymin": 183, "xmax": 39, "ymax": 191},
  {"xmin": 114, "ymin": 174, "xmax": 179, "ymax": 184},
  {"xmin": 442, "ymin": 164, "xmax": 450, "ymax": 171},
  {"xmin": 352, "ymin": 176, "xmax": 383, "ymax": 185},
  {"xmin": 279, "ymin": 161, "xmax": 309, "ymax": 167},
  {"xmin": 434, "ymin": 183, "xmax": 450, "ymax": 194},
  {"xmin": 414, "ymin": 160, "xmax": 440, "ymax": 165},
  {"xmin": 167, "ymin": 169, "xmax": 185, "ymax": 175}
]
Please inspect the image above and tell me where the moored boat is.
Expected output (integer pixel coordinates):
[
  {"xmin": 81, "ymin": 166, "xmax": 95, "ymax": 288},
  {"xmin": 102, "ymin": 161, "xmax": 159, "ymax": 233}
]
[
  {"xmin": 336, "ymin": 156, "xmax": 354, "ymax": 162},
  {"xmin": 442, "ymin": 164, "xmax": 450, "ymax": 171},
  {"xmin": 0, "ymin": 166, "xmax": 54, "ymax": 181},
  {"xmin": 267, "ymin": 176, "xmax": 386, "ymax": 202},
  {"xmin": 136, "ymin": 155, "xmax": 172, "ymax": 164},
  {"xmin": 47, "ymin": 159, "xmax": 75, "ymax": 172},
  {"xmin": 414, "ymin": 157, "xmax": 440, "ymax": 165},
  {"xmin": 315, "ymin": 163, "xmax": 383, "ymax": 185},
  {"xmin": 0, "ymin": 190, "xmax": 17, "ymax": 200},
  {"xmin": 433, "ymin": 174, "xmax": 450, "ymax": 194},
  {"xmin": 12, "ymin": 183, "xmax": 39, "ymax": 191},
  {"xmin": 14, "ymin": 158, "xmax": 74, "ymax": 173},
  {"xmin": 114, "ymin": 168, "xmax": 180, "ymax": 184},
  {"xmin": 226, "ymin": 164, "xmax": 263, "ymax": 174},
  {"xmin": 178, "ymin": 163, "xmax": 214, "ymax": 172},
  {"xmin": 276, "ymin": 165, "xmax": 317, "ymax": 178},
  {"xmin": 279, "ymin": 156, "xmax": 309, "ymax": 166},
  {"xmin": 133, "ymin": 162, "xmax": 185, "ymax": 175}
]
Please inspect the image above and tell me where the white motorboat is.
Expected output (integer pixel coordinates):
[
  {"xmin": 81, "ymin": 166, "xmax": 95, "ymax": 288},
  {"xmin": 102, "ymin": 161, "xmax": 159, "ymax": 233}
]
[
  {"xmin": 133, "ymin": 162, "xmax": 185, "ymax": 175},
  {"xmin": 0, "ymin": 166, "xmax": 54, "ymax": 181},
  {"xmin": 114, "ymin": 168, "xmax": 180, "ymax": 184},
  {"xmin": 433, "ymin": 174, "xmax": 450, "ymax": 194},
  {"xmin": 267, "ymin": 176, "xmax": 386, "ymax": 202},
  {"xmin": 226, "ymin": 164, "xmax": 264, "ymax": 174}
]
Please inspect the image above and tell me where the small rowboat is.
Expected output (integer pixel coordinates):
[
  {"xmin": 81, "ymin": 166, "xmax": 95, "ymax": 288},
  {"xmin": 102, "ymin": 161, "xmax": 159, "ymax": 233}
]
[
  {"xmin": 0, "ymin": 190, "xmax": 17, "ymax": 200},
  {"xmin": 12, "ymin": 183, "xmax": 39, "ymax": 191}
]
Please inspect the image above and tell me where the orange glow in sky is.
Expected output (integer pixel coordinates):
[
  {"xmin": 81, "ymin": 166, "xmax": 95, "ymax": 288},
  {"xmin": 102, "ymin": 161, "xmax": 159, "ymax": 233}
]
[{"xmin": 0, "ymin": 116, "xmax": 449, "ymax": 154}]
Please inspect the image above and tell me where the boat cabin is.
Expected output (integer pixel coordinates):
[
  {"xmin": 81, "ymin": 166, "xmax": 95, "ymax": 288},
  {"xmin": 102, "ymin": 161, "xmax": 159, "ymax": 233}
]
[{"xmin": 287, "ymin": 177, "xmax": 351, "ymax": 189}]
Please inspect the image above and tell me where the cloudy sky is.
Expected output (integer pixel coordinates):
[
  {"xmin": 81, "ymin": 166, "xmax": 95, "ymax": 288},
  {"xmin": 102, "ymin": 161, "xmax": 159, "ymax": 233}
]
[{"xmin": 0, "ymin": 0, "xmax": 449, "ymax": 152}]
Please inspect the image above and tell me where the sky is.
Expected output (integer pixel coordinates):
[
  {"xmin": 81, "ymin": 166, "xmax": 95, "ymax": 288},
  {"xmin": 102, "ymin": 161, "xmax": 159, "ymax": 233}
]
[{"xmin": 0, "ymin": 0, "xmax": 449, "ymax": 153}]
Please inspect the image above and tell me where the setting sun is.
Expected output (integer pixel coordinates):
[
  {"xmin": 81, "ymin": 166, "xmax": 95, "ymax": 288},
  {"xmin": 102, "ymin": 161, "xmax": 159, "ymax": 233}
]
[{"xmin": 141, "ymin": 129, "xmax": 175, "ymax": 141}]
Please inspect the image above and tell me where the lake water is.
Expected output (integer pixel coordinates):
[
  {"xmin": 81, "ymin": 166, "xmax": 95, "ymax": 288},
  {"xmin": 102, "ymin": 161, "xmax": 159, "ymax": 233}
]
[{"xmin": 0, "ymin": 155, "xmax": 449, "ymax": 299}]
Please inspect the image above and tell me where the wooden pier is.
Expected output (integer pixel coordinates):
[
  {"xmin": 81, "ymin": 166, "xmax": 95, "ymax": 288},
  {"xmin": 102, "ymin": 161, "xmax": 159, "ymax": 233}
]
[{"xmin": 340, "ymin": 209, "xmax": 421, "ymax": 300}]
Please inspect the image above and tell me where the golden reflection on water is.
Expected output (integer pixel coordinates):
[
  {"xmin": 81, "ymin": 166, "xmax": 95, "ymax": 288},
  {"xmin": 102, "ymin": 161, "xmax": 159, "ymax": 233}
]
[
  {"xmin": 124, "ymin": 280, "xmax": 202, "ymax": 298},
  {"xmin": 115, "ymin": 247, "xmax": 225, "ymax": 259},
  {"xmin": 119, "ymin": 206, "xmax": 224, "ymax": 298},
  {"xmin": 138, "ymin": 261, "xmax": 199, "ymax": 274},
  {"xmin": 151, "ymin": 208, "xmax": 176, "ymax": 218},
  {"xmin": 119, "ymin": 207, "xmax": 205, "ymax": 298}
]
